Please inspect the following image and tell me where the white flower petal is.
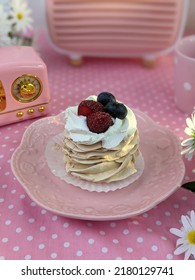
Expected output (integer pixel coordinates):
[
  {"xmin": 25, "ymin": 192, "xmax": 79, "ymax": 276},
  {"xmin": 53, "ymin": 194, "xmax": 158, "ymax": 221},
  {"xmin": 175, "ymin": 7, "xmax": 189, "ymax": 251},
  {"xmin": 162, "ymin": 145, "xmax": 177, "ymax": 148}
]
[
  {"xmin": 192, "ymin": 114, "xmax": 195, "ymax": 125},
  {"xmin": 184, "ymin": 127, "xmax": 193, "ymax": 136},
  {"xmin": 176, "ymin": 237, "xmax": 187, "ymax": 246},
  {"xmin": 184, "ymin": 246, "xmax": 195, "ymax": 260},
  {"xmin": 190, "ymin": 211, "xmax": 195, "ymax": 228},
  {"xmin": 186, "ymin": 117, "xmax": 195, "ymax": 130},
  {"xmin": 181, "ymin": 138, "xmax": 194, "ymax": 147},
  {"xmin": 174, "ymin": 243, "xmax": 189, "ymax": 255},
  {"xmin": 181, "ymin": 215, "xmax": 193, "ymax": 231},
  {"xmin": 181, "ymin": 146, "xmax": 195, "ymax": 160},
  {"xmin": 170, "ymin": 228, "xmax": 183, "ymax": 237}
]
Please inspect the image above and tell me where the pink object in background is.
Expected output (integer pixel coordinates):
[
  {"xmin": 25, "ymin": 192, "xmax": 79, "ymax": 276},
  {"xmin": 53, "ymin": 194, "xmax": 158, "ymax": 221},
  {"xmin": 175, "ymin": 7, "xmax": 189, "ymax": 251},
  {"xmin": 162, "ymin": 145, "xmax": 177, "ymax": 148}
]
[
  {"xmin": 174, "ymin": 35, "xmax": 195, "ymax": 114},
  {"xmin": 45, "ymin": 0, "xmax": 189, "ymax": 65},
  {"xmin": 0, "ymin": 46, "xmax": 51, "ymax": 126}
]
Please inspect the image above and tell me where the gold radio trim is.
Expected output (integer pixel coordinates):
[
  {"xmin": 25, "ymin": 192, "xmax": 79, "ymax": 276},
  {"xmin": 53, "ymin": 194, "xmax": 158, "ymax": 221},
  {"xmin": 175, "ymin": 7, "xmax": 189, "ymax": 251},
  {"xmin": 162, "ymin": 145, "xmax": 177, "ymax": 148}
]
[
  {"xmin": 11, "ymin": 74, "xmax": 43, "ymax": 103},
  {"xmin": 0, "ymin": 80, "xmax": 6, "ymax": 112}
]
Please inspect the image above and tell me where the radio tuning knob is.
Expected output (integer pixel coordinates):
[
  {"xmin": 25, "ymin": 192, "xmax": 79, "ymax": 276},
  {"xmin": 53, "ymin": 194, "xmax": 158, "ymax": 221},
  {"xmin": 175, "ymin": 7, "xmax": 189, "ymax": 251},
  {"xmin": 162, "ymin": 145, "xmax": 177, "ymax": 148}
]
[
  {"xmin": 17, "ymin": 111, "xmax": 24, "ymax": 118},
  {"xmin": 27, "ymin": 108, "xmax": 34, "ymax": 115},
  {"xmin": 38, "ymin": 106, "xmax": 45, "ymax": 112}
]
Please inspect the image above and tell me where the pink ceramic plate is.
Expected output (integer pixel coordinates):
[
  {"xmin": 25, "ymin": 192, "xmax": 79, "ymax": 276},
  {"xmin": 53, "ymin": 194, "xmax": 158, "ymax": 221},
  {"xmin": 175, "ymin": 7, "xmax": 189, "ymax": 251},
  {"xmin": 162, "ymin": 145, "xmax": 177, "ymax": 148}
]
[{"xmin": 11, "ymin": 110, "xmax": 185, "ymax": 221}]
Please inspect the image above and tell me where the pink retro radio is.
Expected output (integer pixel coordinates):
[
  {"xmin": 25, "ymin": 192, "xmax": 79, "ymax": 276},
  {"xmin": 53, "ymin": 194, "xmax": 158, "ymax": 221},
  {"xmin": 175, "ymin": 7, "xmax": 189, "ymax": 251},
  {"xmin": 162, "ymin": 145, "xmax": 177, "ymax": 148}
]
[
  {"xmin": 45, "ymin": 0, "xmax": 189, "ymax": 66},
  {"xmin": 0, "ymin": 46, "xmax": 51, "ymax": 126}
]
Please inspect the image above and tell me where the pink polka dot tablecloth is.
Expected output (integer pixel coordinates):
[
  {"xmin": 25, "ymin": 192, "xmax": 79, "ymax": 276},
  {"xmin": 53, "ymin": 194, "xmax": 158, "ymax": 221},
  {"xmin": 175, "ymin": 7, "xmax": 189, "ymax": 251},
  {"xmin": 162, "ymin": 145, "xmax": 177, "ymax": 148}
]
[{"xmin": 0, "ymin": 34, "xmax": 195, "ymax": 260}]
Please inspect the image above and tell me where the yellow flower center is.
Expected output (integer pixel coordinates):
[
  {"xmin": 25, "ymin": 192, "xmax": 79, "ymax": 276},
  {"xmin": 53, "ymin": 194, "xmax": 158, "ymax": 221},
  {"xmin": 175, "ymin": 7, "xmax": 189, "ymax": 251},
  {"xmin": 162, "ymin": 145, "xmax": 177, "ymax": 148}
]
[
  {"xmin": 187, "ymin": 230, "xmax": 195, "ymax": 244},
  {"xmin": 17, "ymin": 12, "xmax": 23, "ymax": 20}
]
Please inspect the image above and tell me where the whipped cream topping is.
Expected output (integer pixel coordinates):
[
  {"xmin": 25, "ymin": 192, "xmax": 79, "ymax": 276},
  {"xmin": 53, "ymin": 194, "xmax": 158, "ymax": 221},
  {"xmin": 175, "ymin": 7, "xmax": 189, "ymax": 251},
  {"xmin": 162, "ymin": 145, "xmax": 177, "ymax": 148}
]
[{"xmin": 64, "ymin": 95, "xmax": 137, "ymax": 149}]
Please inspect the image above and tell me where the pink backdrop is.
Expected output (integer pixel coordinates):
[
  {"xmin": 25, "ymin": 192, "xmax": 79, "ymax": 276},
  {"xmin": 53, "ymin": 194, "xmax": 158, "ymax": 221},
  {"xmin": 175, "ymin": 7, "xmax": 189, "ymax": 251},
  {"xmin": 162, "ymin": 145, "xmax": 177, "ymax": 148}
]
[{"xmin": 0, "ymin": 34, "xmax": 195, "ymax": 260}]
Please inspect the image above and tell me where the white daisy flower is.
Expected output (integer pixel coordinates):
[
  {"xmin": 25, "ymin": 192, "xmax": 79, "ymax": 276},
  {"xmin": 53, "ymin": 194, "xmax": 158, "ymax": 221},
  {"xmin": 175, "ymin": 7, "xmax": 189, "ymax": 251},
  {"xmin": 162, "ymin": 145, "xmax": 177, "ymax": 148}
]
[
  {"xmin": 170, "ymin": 210, "xmax": 195, "ymax": 259},
  {"xmin": 9, "ymin": 0, "xmax": 33, "ymax": 33},
  {"xmin": 181, "ymin": 113, "xmax": 195, "ymax": 160},
  {"xmin": 0, "ymin": 4, "xmax": 12, "ymax": 46}
]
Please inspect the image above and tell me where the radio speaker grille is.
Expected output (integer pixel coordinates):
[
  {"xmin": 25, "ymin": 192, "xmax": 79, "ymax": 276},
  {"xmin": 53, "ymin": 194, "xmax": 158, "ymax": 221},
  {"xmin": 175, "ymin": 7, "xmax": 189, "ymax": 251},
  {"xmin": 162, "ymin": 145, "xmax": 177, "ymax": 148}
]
[{"xmin": 46, "ymin": 0, "xmax": 186, "ymax": 56}]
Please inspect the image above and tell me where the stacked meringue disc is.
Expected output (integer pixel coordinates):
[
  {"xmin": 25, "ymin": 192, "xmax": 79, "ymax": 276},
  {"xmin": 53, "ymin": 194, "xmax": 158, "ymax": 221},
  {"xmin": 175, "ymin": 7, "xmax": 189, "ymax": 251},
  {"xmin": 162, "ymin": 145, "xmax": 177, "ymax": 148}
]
[{"xmin": 63, "ymin": 93, "xmax": 140, "ymax": 184}]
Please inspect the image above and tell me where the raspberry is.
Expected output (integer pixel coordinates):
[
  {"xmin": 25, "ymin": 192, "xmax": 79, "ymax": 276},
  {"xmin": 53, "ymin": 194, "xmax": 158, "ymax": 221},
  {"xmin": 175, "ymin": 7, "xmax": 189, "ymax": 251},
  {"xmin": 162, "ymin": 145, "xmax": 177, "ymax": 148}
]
[
  {"xmin": 87, "ymin": 112, "xmax": 113, "ymax": 133},
  {"xmin": 78, "ymin": 100, "xmax": 104, "ymax": 116}
]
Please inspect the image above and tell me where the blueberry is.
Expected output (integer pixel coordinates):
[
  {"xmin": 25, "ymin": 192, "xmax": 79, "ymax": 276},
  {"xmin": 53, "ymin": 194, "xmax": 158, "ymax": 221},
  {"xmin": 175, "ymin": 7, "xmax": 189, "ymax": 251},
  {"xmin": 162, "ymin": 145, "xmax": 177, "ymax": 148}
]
[
  {"xmin": 105, "ymin": 102, "xmax": 127, "ymax": 120},
  {"xmin": 97, "ymin": 92, "xmax": 116, "ymax": 106}
]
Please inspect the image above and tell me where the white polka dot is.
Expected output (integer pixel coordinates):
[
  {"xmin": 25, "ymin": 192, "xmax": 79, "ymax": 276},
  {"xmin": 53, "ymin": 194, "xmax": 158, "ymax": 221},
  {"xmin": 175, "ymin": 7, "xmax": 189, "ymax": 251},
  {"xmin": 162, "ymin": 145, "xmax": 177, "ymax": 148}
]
[
  {"xmin": 51, "ymin": 234, "xmax": 58, "ymax": 239},
  {"xmin": 13, "ymin": 246, "xmax": 19, "ymax": 252},
  {"xmin": 88, "ymin": 238, "xmax": 94, "ymax": 244},
  {"xmin": 29, "ymin": 218, "xmax": 35, "ymax": 223},
  {"xmin": 161, "ymin": 236, "xmax": 167, "ymax": 241},
  {"xmin": 142, "ymin": 213, "xmax": 149, "ymax": 218},
  {"xmin": 52, "ymin": 215, "xmax": 58, "ymax": 221},
  {"xmin": 5, "ymin": 220, "xmax": 11, "ymax": 225},
  {"xmin": 30, "ymin": 202, "xmax": 36, "ymax": 207},
  {"xmin": 110, "ymin": 222, "xmax": 116, "ymax": 228},
  {"xmin": 123, "ymin": 229, "xmax": 129, "ymax": 235},
  {"xmin": 18, "ymin": 210, "xmax": 24, "ymax": 215},
  {"xmin": 75, "ymin": 230, "xmax": 82, "ymax": 236},
  {"xmin": 2, "ymin": 237, "xmax": 8, "ymax": 243},
  {"xmin": 113, "ymin": 239, "xmax": 119, "ymax": 244},
  {"xmin": 165, "ymin": 211, "xmax": 171, "ymax": 216},
  {"xmin": 127, "ymin": 247, "xmax": 133, "ymax": 253},
  {"xmin": 25, "ymin": 255, "xmax": 31, "ymax": 260},
  {"xmin": 166, "ymin": 254, "xmax": 173, "ymax": 259},
  {"xmin": 76, "ymin": 250, "xmax": 83, "ymax": 257},
  {"xmin": 151, "ymin": 245, "xmax": 158, "ymax": 251},
  {"xmin": 99, "ymin": 230, "xmax": 106, "ymax": 235},
  {"xmin": 63, "ymin": 222, "xmax": 70, "ymax": 228},
  {"xmin": 16, "ymin": 227, "xmax": 22, "ymax": 233},
  {"xmin": 183, "ymin": 82, "xmax": 192, "ymax": 91},
  {"xmin": 156, "ymin": 220, "xmax": 162, "ymax": 226},
  {"xmin": 27, "ymin": 236, "xmax": 33, "ymax": 241},
  {"xmin": 51, "ymin": 253, "xmax": 57, "ymax": 259},
  {"xmin": 137, "ymin": 237, "xmax": 144, "ymax": 243},
  {"xmin": 41, "ymin": 209, "xmax": 47, "ymax": 214},
  {"xmin": 101, "ymin": 247, "xmax": 108, "ymax": 253},
  {"xmin": 39, "ymin": 244, "xmax": 45, "ymax": 249},
  {"xmin": 40, "ymin": 226, "xmax": 46, "ymax": 231},
  {"xmin": 173, "ymin": 204, "xmax": 179, "ymax": 209},
  {"xmin": 64, "ymin": 242, "xmax": 70, "ymax": 248}
]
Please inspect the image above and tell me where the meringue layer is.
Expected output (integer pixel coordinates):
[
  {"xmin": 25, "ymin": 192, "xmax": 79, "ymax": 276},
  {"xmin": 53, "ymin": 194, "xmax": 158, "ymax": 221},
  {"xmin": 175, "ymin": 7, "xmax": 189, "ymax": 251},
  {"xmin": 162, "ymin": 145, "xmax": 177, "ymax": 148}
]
[
  {"xmin": 63, "ymin": 96, "xmax": 140, "ymax": 183},
  {"xmin": 63, "ymin": 130, "xmax": 139, "ymax": 183}
]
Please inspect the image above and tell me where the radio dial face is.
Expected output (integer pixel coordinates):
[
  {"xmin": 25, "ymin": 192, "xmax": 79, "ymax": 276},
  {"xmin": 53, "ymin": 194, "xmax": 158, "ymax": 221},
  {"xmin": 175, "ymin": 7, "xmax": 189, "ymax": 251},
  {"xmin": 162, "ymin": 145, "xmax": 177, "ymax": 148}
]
[{"xmin": 12, "ymin": 74, "xmax": 42, "ymax": 102}]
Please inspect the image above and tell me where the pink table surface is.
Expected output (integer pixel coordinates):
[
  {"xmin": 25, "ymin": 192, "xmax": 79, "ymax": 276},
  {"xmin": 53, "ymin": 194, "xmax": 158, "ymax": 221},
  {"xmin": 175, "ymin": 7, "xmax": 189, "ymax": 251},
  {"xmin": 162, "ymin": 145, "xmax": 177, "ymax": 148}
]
[{"xmin": 0, "ymin": 34, "xmax": 195, "ymax": 260}]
